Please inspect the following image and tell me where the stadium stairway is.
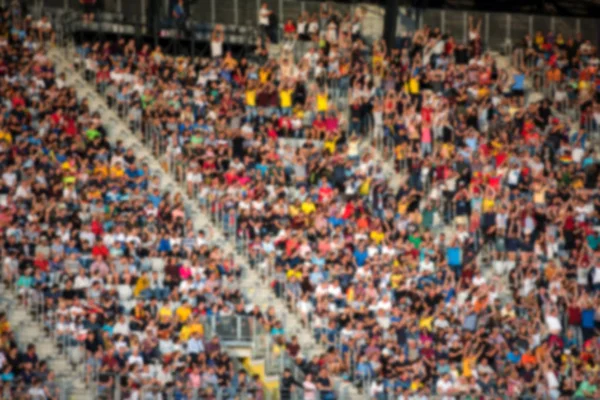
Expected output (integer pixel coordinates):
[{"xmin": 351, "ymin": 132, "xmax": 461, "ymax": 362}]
[
  {"xmin": 1, "ymin": 282, "xmax": 94, "ymax": 399},
  {"xmin": 48, "ymin": 46, "xmax": 364, "ymax": 398}
]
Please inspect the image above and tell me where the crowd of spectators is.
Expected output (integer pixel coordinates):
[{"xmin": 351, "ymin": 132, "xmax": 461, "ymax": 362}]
[
  {"xmin": 71, "ymin": 2, "xmax": 600, "ymax": 399},
  {"xmin": 0, "ymin": 7, "xmax": 275, "ymax": 400},
  {"xmin": 1, "ymin": 1, "xmax": 600, "ymax": 399}
]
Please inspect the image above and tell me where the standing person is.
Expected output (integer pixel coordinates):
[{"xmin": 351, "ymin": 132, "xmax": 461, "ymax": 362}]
[
  {"xmin": 9, "ymin": 0, "xmax": 22, "ymax": 24},
  {"xmin": 280, "ymin": 368, "xmax": 302, "ymax": 400},
  {"xmin": 258, "ymin": 3, "xmax": 272, "ymax": 42},
  {"xmin": 211, "ymin": 24, "xmax": 224, "ymax": 59},
  {"xmin": 80, "ymin": 0, "xmax": 96, "ymax": 23},
  {"xmin": 172, "ymin": 0, "xmax": 186, "ymax": 37},
  {"xmin": 303, "ymin": 374, "xmax": 318, "ymax": 400}
]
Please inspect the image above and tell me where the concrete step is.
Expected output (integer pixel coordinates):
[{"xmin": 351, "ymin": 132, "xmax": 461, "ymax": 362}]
[{"xmin": 1, "ymin": 285, "xmax": 93, "ymax": 399}]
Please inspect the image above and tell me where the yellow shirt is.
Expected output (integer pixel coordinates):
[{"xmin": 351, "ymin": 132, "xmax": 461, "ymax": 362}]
[
  {"xmin": 280, "ymin": 89, "xmax": 293, "ymax": 108},
  {"xmin": 94, "ymin": 165, "xmax": 109, "ymax": 178},
  {"xmin": 286, "ymin": 269, "xmax": 302, "ymax": 280},
  {"xmin": 482, "ymin": 197, "xmax": 495, "ymax": 213},
  {"xmin": 133, "ymin": 275, "xmax": 149, "ymax": 297},
  {"xmin": 88, "ymin": 189, "xmax": 102, "ymax": 200},
  {"xmin": 535, "ymin": 35, "xmax": 544, "ymax": 47},
  {"xmin": 176, "ymin": 306, "xmax": 192, "ymax": 323},
  {"xmin": 462, "ymin": 356, "xmax": 476, "ymax": 377},
  {"xmin": 110, "ymin": 166, "xmax": 125, "ymax": 178},
  {"xmin": 478, "ymin": 86, "xmax": 490, "ymax": 99},
  {"xmin": 390, "ymin": 273, "xmax": 403, "ymax": 289},
  {"xmin": 159, "ymin": 306, "xmax": 173, "ymax": 318},
  {"xmin": 301, "ymin": 201, "xmax": 316, "ymax": 215},
  {"xmin": 409, "ymin": 77, "xmax": 420, "ymax": 95},
  {"xmin": 259, "ymin": 68, "xmax": 269, "ymax": 84},
  {"xmin": 346, "ymin": 287, "xmax": 355, "ymax": 302},
  {"xmin": 317, "ymin": 93, "xmax": 328, "ymax": 112},
  {"xmin": 372, "ymin": 54, "xmax": 383, "ymax": 69},
  {"xmin": 419, "ymin": 316, "xmax": 433, "ymax": 331},
  {"xmin": 245, "ymin": 90, "xmax": 256, "ymax": 107},
  {"xmin": 0, "ymin": 320, "xmax": 10, "ymax": 335},
  {"xmin": 370, "ymin": 231, "xmax": 385, "ymax": 245},
  {"xmin": 0, "ymin": 130, "xmax": 12, "ymax": 144},
  {"xmin": 397, "ymin": 201, "xmax": 409, "ymax": 215},
  {"xmin": 179, "ymin": 322, "xmax": 204, "ymax": 341},
  {"xmin": 324, "ymin": 139, "xmax": 336, "ymax": 154},
  {"xmin": 359, "ymin": 178, "xmax": 371, "ymax": 196},
  {"xmin": 289, "ymin": 205, "xmax": 301, "ymax": 217},
  {"xmin": 224, "ymin": 57, "xmax": 238, "ymax": 70}
]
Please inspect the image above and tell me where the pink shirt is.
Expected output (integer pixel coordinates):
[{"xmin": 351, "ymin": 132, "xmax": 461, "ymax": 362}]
[
  {"xmin": 421, "ymin": 126, "xmax": 432, "ymax": 143},
  {"xmin": 179, "ymin": 266, "xmax": 192, "ymax": 280},
  {"xmin": 325, "ymin": 117, "xmax": 339, "ymax": 132},
  {"xmin": 189, "ymin": 373, "xmax": 201, "ymax": 388}
]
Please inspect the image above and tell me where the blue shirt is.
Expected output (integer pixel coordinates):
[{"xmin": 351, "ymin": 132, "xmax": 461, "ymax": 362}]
[
  {"xmin": 158, "ymin": 239, "xmax": 172, "ymax": 253},
  {"xmin": 148, "ymin": 194, "xmax": 162, "ymax": 208},
  {"xmin": 354, "ymin": 249, "xmax": 368, "ymax": 267},
  {"xmin": 187, "ymin": 338, "xmax": 205, "ymax": 354},
  {"xmin": 512, "ymin": 74, "xmax": 525, "ymax": 90},
  {"xmin": 582, "ymin": 309, "xmax": 595, "ymax": 328},
  {"xmin": 507, "ymin": 351, "xmax": 521, "ymax": 364},
  {"xmin": 446, "ymin": 247, "xmax": 461, "ymax": 267}
]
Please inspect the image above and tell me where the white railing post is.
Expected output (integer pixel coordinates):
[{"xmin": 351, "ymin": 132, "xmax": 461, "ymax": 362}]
[
  {"xmin": 484, "ymin": 13, "xmax": 490, "ymax": 49},
  {"xmin": 463, "ymin": 12, "xmax": 467, "ymax": 44},
  {"xmin": 234, "ymin": 0, "xmax": 239, "ymax": 25},
  {"xmin": 279, "ymin": 0, "xmax": 284, "ymax": 23},
  {"xmin": 440, "ymin": 10, "xmax": 446, "ymax": 34},
  {"xmin": 211, "ymin": 0, "xmax": 216, "ymax": 24},
  {"xmin": 506, "ymin": 14, "xmax": 511, "ymax": 47}
]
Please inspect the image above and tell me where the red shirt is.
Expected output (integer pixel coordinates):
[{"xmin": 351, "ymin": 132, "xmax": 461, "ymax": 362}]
[
  {"xmin": 495, "ymin": 152, "xmax": 507, "ymax": 167},
  {"xmin": 284, "ymin": 22, "xmax": 296, "ymax": 34},
  {"xmin": 421, "ymin": 106, "xmax": 432, "ymax": 123},
  {"xmin": 11, "ymin": 96, "xmax": 25, "ymax": 108},
  {"xmin": 34, "ymin": 256, "xmax": 49, "ymax": 272},
  {"xmin": 318, "ymin": 185, "xmax": 333, "ymax": 202},
  {"xmin": 92, "ymin": 244, "xmax": 109, "ymax": 258},
  {"xmin": 224, "ymin": 171, "xmax": 237, "ymax": 185},
  {"xmin": 91, "ymin": 220, "xmax": 103, "ymax": 236},
  {"xmin": 50, "ymin": 112, "xmax": 63, "ymax": 126},
  {"xmin": 313, "ymin": 119, "xmax": 326, "ymax": 132},
  {"xmin": 342, "ymin": 203, "xmax": 354, "ymax": 220},
  {"xmin": 64, "ymin": 117, "xmax": 78, "ymax": 136}
]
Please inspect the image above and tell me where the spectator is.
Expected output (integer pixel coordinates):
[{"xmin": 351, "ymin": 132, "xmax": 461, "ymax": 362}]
[{"xmin": 80, "ymin": 0, "xmax": 96, "ymax": 23}]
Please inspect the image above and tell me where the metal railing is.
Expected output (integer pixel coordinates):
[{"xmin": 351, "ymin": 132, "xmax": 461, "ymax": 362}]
[{"xmin": 417, "ymin": 8, "xmax": 598, "ymax": 52}]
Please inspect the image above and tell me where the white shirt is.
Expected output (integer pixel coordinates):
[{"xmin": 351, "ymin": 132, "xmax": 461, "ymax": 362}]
[
  {"xmin": 545, "ymin": 314, "xmax": 562, "ymax": 333},
  {"xmin": 259, "ymin": 9, "xmax": 270, "ymax": 26},
  {"xmin": 127, "ymin": 354, "xmax": 144, "ymax": 368},
  {"xmin": 328, "ymin": 284, "xmax": 342, "ymax": 298},
  {"xmin": 592, "ymin": 266, "xmax": 600, "ymax": 284},
  {"xmin": 436, "ymin": 378, "xmax": 455, "ymax": 399},
  {"xmin": 73, "ymin": 275, "xmax": 91, "ymax": 290},
  {"xmin": 113, "ymin": 321, "xmax": 130, "ymax": 336}
]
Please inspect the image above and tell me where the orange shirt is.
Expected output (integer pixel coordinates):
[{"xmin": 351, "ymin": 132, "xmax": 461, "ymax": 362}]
[{"xmin": 546, "ymin": 68, "xmax": 561, "ymax": 83}]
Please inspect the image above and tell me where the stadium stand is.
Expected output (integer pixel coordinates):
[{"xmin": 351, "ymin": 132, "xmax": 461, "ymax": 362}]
[{"xmin": 1, "ymin": 1, "xmax": 600, "ymax": 399}]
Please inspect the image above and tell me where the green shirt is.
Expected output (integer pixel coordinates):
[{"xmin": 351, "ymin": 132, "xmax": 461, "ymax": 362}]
[
  {"xmin": 408, "ymin": 235, "xmax": 422, "ymax": 249},
  {"xmin": 575, "ymin": 380, "xmax": 597, "ymax": 398}
]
